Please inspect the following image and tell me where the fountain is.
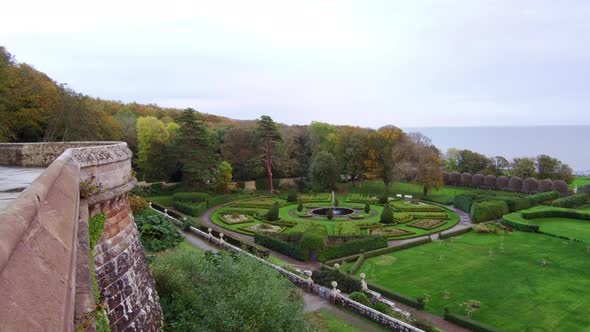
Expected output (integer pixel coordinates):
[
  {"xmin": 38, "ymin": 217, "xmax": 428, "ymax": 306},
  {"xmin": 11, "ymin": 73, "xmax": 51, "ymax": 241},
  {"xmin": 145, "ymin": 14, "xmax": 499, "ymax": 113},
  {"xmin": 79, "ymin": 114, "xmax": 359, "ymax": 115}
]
[{"xmin": 311, "ymin": 190, "xmax": 355, "ymax": 217}]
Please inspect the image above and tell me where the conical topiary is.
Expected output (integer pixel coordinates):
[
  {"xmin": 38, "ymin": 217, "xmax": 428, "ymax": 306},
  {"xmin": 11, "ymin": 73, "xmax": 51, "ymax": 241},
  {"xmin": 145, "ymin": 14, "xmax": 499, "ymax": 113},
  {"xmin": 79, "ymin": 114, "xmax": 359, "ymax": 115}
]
[
  {"xmin": 266, "ymin": 202, "xmax": 280, "ymax": 221},
  {"xmin": 380, "ymin": 204, "xmax": 394, "ymax": 224},
  {"xmin": 297, "ymin": 201, "xmax": 304, "ymax": 212},
  {"xmin": 327, "ymin": 208, "xmax": 334, "ymax": 220},
  {"xmin": 364, "ymin": 203, "xmax": 370, "ymax": 213}
]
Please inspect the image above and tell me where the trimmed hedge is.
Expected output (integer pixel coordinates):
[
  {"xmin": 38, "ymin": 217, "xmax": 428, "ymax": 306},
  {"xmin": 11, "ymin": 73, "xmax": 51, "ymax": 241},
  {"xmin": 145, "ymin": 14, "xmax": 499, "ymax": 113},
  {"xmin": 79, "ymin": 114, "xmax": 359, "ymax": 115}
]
[
  {"xmin": 552, "ymin": 194, "xmax": 589, "ymax": 208},
  {"xmin": 380, "ymin": 204, "xmax": 394, "ymax": 223},
  {"xmin": 502, "ymin": 207, "xmax": 590, "ymax": 233},
  {"xmin": 444, "ymin": 309, "xmax": 501, "ymax": 332},
  {"xmin": 254, "ymin": 233, "xmax": 306, "ymax": 261},
  {"xmin": 313, "ymin": 267, "xmax": 361, "ymax": 293},
  {"xmin": 322, "ymin": 236, "xmax": 387, "ymax": 261},
  {"xmin": 172, "ymin": 201, "xmax": 208, "ymax": 217},
  {"xmin": 266, "ymin": 202, "xmax": 280, "ymax": 221},
  {"xmin": 349, "ymin": 254, "xmax": 366, "ymax": 274},
  {"xmin": 325, "ymin": 236, "xmax": 433, "ymax": 265},
  {"xmin": 527, "ymin": 191, "xmax": 559, "ymax": 205},
  {"xmin": 454, "ymin": 193, "xmax": 477, "ymax": 213},
  {"xmin": 470, "ymin": 200, "xmax": 509, "ymax": 223},
  {"xmin": 172, "ymin": 192, "xmax": 211, "ymax": 203}
]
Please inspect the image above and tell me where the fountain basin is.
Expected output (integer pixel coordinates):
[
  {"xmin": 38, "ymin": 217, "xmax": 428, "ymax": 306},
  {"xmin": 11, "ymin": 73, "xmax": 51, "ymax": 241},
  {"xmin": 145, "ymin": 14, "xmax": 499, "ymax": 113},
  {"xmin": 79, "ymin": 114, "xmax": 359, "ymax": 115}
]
[{"xmin": 311, "ymin": 207, "xmax": 355, "ymax": 217}]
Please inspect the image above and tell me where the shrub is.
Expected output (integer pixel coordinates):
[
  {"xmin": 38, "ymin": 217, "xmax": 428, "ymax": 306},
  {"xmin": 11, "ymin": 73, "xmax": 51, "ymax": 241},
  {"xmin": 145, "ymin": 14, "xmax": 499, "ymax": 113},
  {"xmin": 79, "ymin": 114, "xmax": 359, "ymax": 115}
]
[
  {"xmin": 254, "ymin": 233, "xmax": 306, "ymax": 260},
  {"xmin": 522, "ymin": 178, "xmax": 539, "ymax": 194},
  {"xmin": 539, "ymin": 179, "xmax": 553, "ymax": 192},
  {"xmin": 472, "ymin": 174, "xmax": 484, "ymax": 188},
  {"xmin": 373, "ymin": 302, "xmax": 393, "ymax": 315},
  {"xmin": 152, "ymin": 250, "xmax": 309, "ymax": 331},
  {"xmin": 509, "ymin": 177, "xmax": 523, "ymax": 192},
  {"xmin": 255, "ymin": 178, "xmax": 281, "ymax": 192},
  {"xmin": 327, "ymin": 208, "xmax": 334, "ymax": 220},
  {"xmin": 380, "ymin": 204, "xmax": 394, "ymax": 223},
  {"xmin": 484, "ymin": 175, "xmax": 497, "ymax": 189},
  {"xmin": 266, "ymin": 202, "xmax": 280, "ymax": 221},
  {"xmin": 134, "ymin": 210, "xmax": 182, "ymax": 252},
  {"xmin": 364, "ymin": 203, "xmax": 370, "ymax": 213},
  {"xmin": 129, "ymin": 195, "xmax": 149, "ymax": 213},
  {"xmin": 322, "ymin": 236, "xmax": 387, "ymax": 260},
  {"xmin": 470, "ymin": 200, "xmax": 509, "ymax": 223},
  {"xmin": 526, "ymin": 191, "xmax": 559, "ymax": 205},
  {"xmin": 287, "ymin": 191, "xmax": 298, "ymax": 202},
  {"xmin": 297, "ymin": 202, "xmax": 303, "ymax": 212},
  {"xmin": 454, "ymin": 193, "xmax": 477, "ymax": 213},
  {"xmin": 172, "ymin": 192, "xmax": 211, "ymax": 203},
  {"xmin": 442, "ymin": 171, "xmax": 450, "ymax": 184},
  {"xmin": 552, "ymin": 180, "xmax": 568, "ymax": 195},
  {"xmin": 504, "ymin": 197, "xmax": 531, "ymax": 212},
  {"xmin": 313, "ymin": 267, "xmax": 361, "ymax": 293},
  {"xmin": 553, "ymin": 194, "xmax": 589, "ymax": 208},
  {"xmin": 449, "ymin": 172, "xmax": 461, "ymax": 186},
  {"xmin": 461, "ymin": 173, "xmax": 472, "ymax": 187},
  {"xmin": 349, "ymin": 292, "xmax": 372, "ymax": 306},
  {"xmin": 173, "ymin": 201, "xmax": 208, "ymax": 217},
  {"xmin": 497, "ymin": 176, "xmax": 509, "ymax": 190},
  {"xmin": 378, "ymin": 193, "xmax": 389, "ymax": 204}
]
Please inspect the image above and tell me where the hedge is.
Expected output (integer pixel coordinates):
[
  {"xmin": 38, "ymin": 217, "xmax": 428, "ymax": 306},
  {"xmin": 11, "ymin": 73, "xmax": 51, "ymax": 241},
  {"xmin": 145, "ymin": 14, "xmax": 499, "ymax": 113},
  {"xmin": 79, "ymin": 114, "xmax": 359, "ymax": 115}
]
[
  {"xmin": 526, "ymin": 191, "xmax": 559, "ymax": 205},
  {"xmin": 254, "ymin": 233, "xmax": 306, "ymax": 261},
  {"xmin": 255, "ymin": 178, "xmax": 280, "ymax": 191},
  {"xmin": 502, "ymin": 207, "xmax": 590, "ymax": 233},
  {"xmin": 367, "ymin": 282, "xmax": 425, "ymax": 310},
  {"xmin": 200, "ymin": 226, "xmax": 270, "ymax": 258},
  {"xmin": 454, "ymin": 193, "xmax": 477, "ymax": 213},
  {"xmin": 552, "ymin": 194, "xmax": 589, "ymax": 208},
  {"xmin": 325, "ymin": 236, "xmax": 432, "ymax": 265},
  {"xmin": 313, "ymin": 267, "xmax": 361, "ymax": 293},
  {"xmin": 172, "ymin": 192, "xmax": 211, "ymax": 203},
  {"xmin": 172, "ymin": 201, "xmax": 208, "ymax": 217},
  {"xmin": 503, "ymin": 197, "xmax": 531, "ymax": 212},
  {"xmin": 470, "ymin": 200, "xmax": 509, "ymax": 223},
  {"xmin": 322, "ymin": 236, "xmax": 387, "ymax": 261},
  {"xmin": 444, "ymin": 309, "xmax": 501, "ymax": 332},
  {"xmin": 439, "ymin": 227, "xmax": 472, "ymax": 239},
  {"xmin": 349, "ymin": 254, "xmax": 366, "ymax": 274}
]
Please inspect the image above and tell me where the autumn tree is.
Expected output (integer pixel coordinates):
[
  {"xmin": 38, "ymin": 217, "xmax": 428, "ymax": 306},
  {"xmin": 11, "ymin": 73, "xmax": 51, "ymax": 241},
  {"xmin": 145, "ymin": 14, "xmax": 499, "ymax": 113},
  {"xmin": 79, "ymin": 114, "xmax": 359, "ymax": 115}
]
[
  {"xmin": 410, "ymin": 133, "xmax": 444, "ymax": 196},
  {"xmin": 365, "ymin": 126, "xmax": 404, "ymax": 189},
  {"xmin": 256, "ymin": 115, "xmax": 282, "ymax": 193}
]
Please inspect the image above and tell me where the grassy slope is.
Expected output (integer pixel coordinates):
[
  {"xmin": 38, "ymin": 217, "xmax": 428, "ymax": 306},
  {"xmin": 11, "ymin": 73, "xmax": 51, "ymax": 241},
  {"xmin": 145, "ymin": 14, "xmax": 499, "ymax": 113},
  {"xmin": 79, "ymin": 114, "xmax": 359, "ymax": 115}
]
[
  {"xmin": 346, "ymin": 231, "xmax": 590, "ymax": 332},
  {"xmin": 504, "ymin": 205, "xmax": 590, "ymax": 242}
]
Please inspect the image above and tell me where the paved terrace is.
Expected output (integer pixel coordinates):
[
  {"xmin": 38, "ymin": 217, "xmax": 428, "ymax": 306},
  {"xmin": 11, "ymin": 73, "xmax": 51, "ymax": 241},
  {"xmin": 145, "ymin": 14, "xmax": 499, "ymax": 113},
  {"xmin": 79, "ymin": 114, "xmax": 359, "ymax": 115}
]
[{"xmin": 0, "ymin": 166, "xmax": 45, "ymax": 210}]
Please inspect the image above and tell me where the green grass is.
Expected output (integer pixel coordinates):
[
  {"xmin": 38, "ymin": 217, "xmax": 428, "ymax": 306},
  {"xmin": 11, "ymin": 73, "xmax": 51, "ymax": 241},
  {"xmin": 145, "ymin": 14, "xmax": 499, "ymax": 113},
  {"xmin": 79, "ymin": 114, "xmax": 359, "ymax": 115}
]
[
  {"xmin": 571, "ymin": 176, "xmax": 590, "ymax": 189},
  {"xmin": 312, "ymin": 308, "xmax": 387, "ymax": 332},
  {"xmin": 347, "ymin": 231, "xmax": 590, "ymax": 332},
  {"xmin": 528, "ymin": 217, "xmax": 590, "ymax": 242}
]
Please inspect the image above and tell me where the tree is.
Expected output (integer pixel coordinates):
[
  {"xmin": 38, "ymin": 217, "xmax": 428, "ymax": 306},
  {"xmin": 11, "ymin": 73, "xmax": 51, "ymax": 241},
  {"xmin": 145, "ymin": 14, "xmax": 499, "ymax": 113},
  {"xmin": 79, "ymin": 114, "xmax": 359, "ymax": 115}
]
[
  {"xmin": 457, "ymin": 150, "xmax": 491, "ymax": 174},
  {"xmin": 307, "ymin": 121, "xmax": 337, "ymax": 155},
  {"xmin": 221, "ymin": 127, "xmax": 262, "ymax": 181},
  {"xmin": 443, "ymin": 148, "xmax": 460, "ymax": 172},
  {"xmin": 216, "ymin": 161, "xmax": 233, "ymax": 194},
  {"xmin": 309, "ymin": 151, "xmax": 339, "ymax": 191},
  {"xmin": 334, "ymin": 126, "xmax": 369, "ymax": 186},
  {"xmin": 137, "ymin": 116, "xmax": 170, "ymax": 181},
  {"xmin": 410, "ymin": 133, "xmax": 443, "ymax": 196},
  {"xmin": 364, "ymin": 203, "xmax": 371, "ymax": 213},
  {"xmin": 365, "ymin": 126, "xmax": 405, "ymax": 189},
  {"xmin": 256, "ymin": 116, "xmax": 282, "ymax": 193},
  {"xmin": 512, "ymin": 158, "xmax": 537, "ymax": 179},
  {"xmin": 176, "ymin": 109, "xmax": 217, "ymax": 188}
]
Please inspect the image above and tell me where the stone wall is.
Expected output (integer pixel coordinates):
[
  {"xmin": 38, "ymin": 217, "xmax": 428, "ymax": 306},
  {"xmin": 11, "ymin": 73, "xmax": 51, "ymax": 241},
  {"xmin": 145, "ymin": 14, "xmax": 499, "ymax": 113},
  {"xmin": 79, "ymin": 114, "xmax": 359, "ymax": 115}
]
[{"xmin": 0, "ymin": 142, "xmax": 162, "ymax": 331}]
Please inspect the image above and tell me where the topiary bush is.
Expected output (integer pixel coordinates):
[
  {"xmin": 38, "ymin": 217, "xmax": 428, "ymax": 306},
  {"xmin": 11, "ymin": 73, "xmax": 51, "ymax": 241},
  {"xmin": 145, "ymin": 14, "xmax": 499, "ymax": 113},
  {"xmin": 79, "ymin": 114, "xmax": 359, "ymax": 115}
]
[
  {"xmin": 552, "ymin": 180, "xmax": 568, "ymax": 195},
  {"xmin": 442, "ymin": 171, "xmax": 450, "ymax": 185},
  {"xmin": 527, "ymin": 191, "xmax": 559, "ymax": 205},
  {"xmin": 266, "ymin": 202, "xmax": 280, "ymax": 221},
  {"xmin": 472, "ymin": 174, "xmax": 484, "ymax": 188},
  {"xmin": 470, "ymin": 200, "xmax": 509, "ymax": 223},
  {"xmin": 461, "ymin": 173, "xmax": 472, "ymax": 187},
  {"xmin": 364, "ymin": 203, "xmax": 371, "ymax": 213},
  {"xmin": 327, "ymin": 208, "xmax": 334, "ymax": 220},
  {"xmin": 380, "ymin": 204, "xmax": 394, "ymax": 224},
  {"xmin": 484, "ymin": 175, "xmax": 497, "ymax": 189},
  {"xmin": 497, "ymin": 176, "xmax": 509, "ymax": 190},
  {"xmin": 509, "ymin": 177, "xmax": 523, "ymax": 192},
  {"xmin": 378, "ymin": 193, "xmax": 389, "ymax": 204},
  {"xmin": 287, "ymin": 191, "xmax": 298, "ymax": 202},
  {"xmin": 539, "ymin": 179, "xmax": 553, "ymax": 192},
  {"xmin": 297, "ymin": 202, "xmax": 303, "ymax": 212},
  {"xmin": 522, "ymin": 178, "xmax": 539, "ymax": 194},
  {"xmin": 449, "ymin": 172, "xmax": 461, "ymax": 186}
]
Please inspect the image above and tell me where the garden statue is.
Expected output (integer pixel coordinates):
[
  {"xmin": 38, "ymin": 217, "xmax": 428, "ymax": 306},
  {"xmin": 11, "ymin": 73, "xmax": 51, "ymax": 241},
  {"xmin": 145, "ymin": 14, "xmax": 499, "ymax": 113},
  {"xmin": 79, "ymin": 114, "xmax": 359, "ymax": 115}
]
[
  {"xmin": 304, "ymin": 270, "xmax": 313, "ymax": 285},
  {"xmin": 334, "ymin": 263, "xmax": 340, "ymax": 270},
  {"xmin": 574, "ymin": 186, "xmax": 578, "ymax": 194},
  {"xmin": 219, "ymin": 232, "xmax": 225, "ymax": 245},
  {"xmin": 207, "ymin": 228, "xmax": 213, "ymax": 240},
  {"xmin": 331, "ymin": 281, "xmax": 340, "ymax": 298},
  {"xmin": 360, "ymin": 273, "xmax": 368, "ymax": 291}
]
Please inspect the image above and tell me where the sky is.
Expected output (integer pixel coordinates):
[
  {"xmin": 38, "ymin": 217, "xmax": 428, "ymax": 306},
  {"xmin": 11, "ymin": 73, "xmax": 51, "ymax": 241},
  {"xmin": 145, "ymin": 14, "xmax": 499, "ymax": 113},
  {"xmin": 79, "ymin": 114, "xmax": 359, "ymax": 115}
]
[{"xmin": 1, "ymin": 0, "xmax": 590, "ymax": 128}]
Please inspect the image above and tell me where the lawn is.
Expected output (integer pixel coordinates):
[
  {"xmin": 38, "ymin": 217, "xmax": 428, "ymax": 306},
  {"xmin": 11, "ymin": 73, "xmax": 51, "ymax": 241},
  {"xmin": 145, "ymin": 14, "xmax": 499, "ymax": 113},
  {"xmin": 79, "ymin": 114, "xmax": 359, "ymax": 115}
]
[
  {"xmin": 339, "ymin": 180, "xmax": 519, "ymax": 205},
  {"xmin": 571, "ymin": 176, "xmax": 590, "ymax": 189},
  {"xmin": 311, "ymin": 308, "xmax": 387, "ymax": 332},
  {"xmin": 521, "ymin": 217, "xmax": 590, "ymax": 242},
  {"xmin": 346, "ymin": 231, "xmax": 590, "ymax": 331}
]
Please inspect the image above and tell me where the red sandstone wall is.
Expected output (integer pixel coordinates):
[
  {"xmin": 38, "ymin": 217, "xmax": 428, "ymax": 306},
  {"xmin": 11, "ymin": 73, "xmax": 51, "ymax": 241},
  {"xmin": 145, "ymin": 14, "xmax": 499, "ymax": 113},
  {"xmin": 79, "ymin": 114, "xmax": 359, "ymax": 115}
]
[{"xmin": 0, "ymin": 142, "xmax": 162, "ymax": 331}]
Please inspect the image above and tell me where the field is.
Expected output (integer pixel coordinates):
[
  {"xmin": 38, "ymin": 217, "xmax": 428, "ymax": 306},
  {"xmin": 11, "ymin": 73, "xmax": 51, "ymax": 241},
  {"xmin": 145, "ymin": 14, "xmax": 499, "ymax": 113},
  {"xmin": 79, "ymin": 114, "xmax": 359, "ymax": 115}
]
[{"xmin": 346, "ymin": 231, "xmax": 590, "ymax": 331}]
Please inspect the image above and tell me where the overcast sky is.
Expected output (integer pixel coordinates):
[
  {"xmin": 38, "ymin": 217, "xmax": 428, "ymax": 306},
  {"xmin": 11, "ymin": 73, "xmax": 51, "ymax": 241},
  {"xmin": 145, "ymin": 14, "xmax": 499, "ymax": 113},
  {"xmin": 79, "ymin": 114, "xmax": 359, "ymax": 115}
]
[{"xmin": 2, "ymin": 0, "xmax": 589, "ymax": 128}]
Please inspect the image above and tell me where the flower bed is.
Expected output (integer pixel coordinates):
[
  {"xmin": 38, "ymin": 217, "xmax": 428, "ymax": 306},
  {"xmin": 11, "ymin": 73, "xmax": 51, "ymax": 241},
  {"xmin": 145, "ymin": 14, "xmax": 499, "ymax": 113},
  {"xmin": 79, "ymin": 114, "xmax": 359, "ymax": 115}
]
[
  {"xmin": 220, "ymin": 214, "xmax": 252, "ymax": 225},
  {"xmin": 370, "ymin": 227, "xmax": 415, "ymax": 237},
  {"xmin": 407, "ymin": 219, "xmax": 446, "ymax": 230}
]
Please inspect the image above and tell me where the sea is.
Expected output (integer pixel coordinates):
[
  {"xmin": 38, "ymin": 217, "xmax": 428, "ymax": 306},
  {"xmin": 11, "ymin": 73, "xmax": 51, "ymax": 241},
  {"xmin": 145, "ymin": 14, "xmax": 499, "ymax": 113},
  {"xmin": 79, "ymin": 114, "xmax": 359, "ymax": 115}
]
[{"xmin": 403, "ymin": 126, "xmax": 590, "ymax": 175}]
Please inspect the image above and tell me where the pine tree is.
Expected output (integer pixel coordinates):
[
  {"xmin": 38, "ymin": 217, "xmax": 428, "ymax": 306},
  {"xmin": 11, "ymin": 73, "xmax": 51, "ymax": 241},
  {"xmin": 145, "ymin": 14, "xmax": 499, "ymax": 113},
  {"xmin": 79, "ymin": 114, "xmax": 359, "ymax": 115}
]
[{"xmin": 256, "ymin": 115, "xmax": 282, "ymax": 193}]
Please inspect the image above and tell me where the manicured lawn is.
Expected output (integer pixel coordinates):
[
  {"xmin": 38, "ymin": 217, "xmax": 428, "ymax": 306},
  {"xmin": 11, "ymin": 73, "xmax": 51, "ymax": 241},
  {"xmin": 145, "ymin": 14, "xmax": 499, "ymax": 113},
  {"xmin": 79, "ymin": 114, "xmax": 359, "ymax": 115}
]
[
  {"xmin": 522, "ymin": 217, "xmax": 590, "ymax": 242},
  {"xmin": 312, "ymin": 308, "xmax": 387, "ymax": 332},
  {"xmin": 571, "ymin": 176, "xmax": 590, "ymax": 189},
  {"xmin": 347, "ymin": 231, "xmax": 590, "ymax": 331},
  {"xmin": 148, "ymin": 195, "xmax": 174, "ymax": 206}
]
